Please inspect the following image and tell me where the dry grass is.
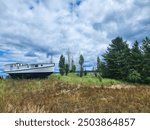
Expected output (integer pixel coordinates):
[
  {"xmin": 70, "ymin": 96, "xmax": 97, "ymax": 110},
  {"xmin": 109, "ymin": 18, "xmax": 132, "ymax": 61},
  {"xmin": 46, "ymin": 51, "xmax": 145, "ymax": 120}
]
[{"xmin": 0, "ymin": 79, "xmax": 150, "ymax": 113}]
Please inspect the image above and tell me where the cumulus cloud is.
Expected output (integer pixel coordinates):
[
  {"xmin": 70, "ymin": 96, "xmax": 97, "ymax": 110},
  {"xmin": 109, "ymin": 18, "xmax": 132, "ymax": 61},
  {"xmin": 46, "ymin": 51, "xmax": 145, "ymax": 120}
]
[{"xmin": 0, "ymin": 0, "xmax": 149, "ymax": 74}]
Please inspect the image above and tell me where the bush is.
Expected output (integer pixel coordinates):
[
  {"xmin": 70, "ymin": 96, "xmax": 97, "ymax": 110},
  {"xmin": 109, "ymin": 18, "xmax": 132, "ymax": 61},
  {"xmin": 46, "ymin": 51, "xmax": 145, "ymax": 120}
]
[
  {"xmin": 144, "ymin": 77, "xmax": 150, "ymax": 84},
  {"xmin": 127, "ymin": 70, "xmax": 141, "ymax": 83},
  {"xmin": 49, "ymin": 74, "xmax": 61, "ymax": 80}
]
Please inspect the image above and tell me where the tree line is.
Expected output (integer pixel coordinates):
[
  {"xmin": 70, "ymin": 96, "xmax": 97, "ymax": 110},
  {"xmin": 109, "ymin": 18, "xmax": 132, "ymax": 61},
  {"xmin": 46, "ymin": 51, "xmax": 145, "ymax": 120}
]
[{"xmin": 59, "ymin": 36, "xmax": 150, "ymax": 84}]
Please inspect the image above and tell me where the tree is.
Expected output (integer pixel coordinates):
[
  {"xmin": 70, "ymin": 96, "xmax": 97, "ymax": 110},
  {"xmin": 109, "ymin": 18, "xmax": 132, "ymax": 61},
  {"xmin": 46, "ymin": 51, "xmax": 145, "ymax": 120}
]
[
  {"xmin": 141, "ymin": 37, "xmax": 150, "ymax": 83},
  {"xmin": 103, "ymin": 37, "xmax": 131, "ymax": 80},
  {"xmin": 84, "ymin": 68, "xmax": 87, "ymax": 76},
  {"xmin": 97, "ymin": 56, "xmax": 102, "ymax": 76},
  {"xmin": 130, "ymin": 41, "xmax": 142, "ymax": 73},
  {"xmin": 92, "ymin": 67, "xmax": 97, "ymax": 77},
  {"xmin": 71, "ymin": 59, "xmax": 76, "ymax": 73},
  {"xmin": 65, "ymin": 64, "xmax": 69, "ymax": 76},
  {"xmin": 59, "ymin": 55, "xmax": 65, "ymax": 76},
  {"xmin": 66, "ymin": 49, "xmax": 71, "ymax": 71},
  {"xmin": 100, "ymin": 62, "xmax": 107, "ymax": 78},
  {"xmin": 79, "ymin": 54, "xmax": 84, "ymax": 77},
  {"xmin": 96, "ymin": 56, "xmax": 103, "ymax": 81}
]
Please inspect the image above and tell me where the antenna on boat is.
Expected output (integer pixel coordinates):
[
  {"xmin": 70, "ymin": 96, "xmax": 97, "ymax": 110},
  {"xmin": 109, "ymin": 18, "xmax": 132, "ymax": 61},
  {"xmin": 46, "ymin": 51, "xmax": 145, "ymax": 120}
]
[{"xmin": 50, "ymin": 55, "xmax": 53, "ymax": 63}]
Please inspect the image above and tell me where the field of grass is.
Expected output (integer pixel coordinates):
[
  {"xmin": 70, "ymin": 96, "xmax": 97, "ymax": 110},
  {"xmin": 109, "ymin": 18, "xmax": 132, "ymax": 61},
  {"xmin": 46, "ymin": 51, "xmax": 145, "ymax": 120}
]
[
  {"xmin": 49, "ymin": 73, "xmax": 121, "ymax": 86},
  {"xmin": 0, "ymin": 74, "xmax": 150, "ymax": 113}
]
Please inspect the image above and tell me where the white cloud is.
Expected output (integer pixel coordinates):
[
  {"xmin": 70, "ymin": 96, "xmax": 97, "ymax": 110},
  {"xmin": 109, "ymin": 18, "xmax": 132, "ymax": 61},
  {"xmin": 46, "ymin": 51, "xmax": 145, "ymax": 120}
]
[{"xmin": 0, "ymin": 0, "xmax": 149, "ymax": 72}]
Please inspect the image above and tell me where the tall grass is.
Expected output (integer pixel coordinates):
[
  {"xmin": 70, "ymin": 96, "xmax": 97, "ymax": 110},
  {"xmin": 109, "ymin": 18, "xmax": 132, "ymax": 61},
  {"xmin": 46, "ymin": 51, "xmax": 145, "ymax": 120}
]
[{"xmin": 0, "ymin": 78, "xmax": 150, "ymax": 113}]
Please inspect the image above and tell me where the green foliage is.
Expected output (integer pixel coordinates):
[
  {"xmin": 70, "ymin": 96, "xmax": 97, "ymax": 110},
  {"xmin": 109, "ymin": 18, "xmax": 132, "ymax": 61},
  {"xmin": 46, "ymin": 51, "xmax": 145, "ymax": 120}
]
[
  {"xmin": 130, "ymin": 41, "xmax": 142, "ymax": 73},
  {"xmin": 97, "ymin": 74, "xmax": 102, "ymax": 82},
  {"xmin": 103, "ymin": 37, "xmax": 130, "ymax": 79},
  {"xmin": 80, "ymin": 66, "xmax": 84, "ymax": 77},
  {"xmin": 141, "ymin": 37, "xmax": 150, "ymax": 83},
  {"xmin": 72, "ymin": 65, "xmax": 76, "ymax": 72},
  {"xmin": 92, "ymin": 67, "xmax": 97, "ymax": 77},
  {"xmin": 79, "ymin": 54, "xmax": 84, "ymax": 66},
  {"xmin": 84, "ymin": 69, "xmax": 87, "ymax": 76},
  {"xmin": 145, "ymin": 77, "xmax": 150, "ymax": 84},
  {"xmin": 49, "ymin": 74, "xmax": 61, "ymax": 80},
  {"xmin": 97, "ymin": 56, "xmax": 102, "ymax": 76},
  {"xmin": 100, "ymin": 62, "xmax": 107, "ymax": 77},
  {"xmin": 65, "ymin": 64, "xmax": 69, "ymax": 76},
  {"xmin": 79, "ymin": 54, "xmax": 84, "ymax": 77},
  {"xmin": 96, "ymin": 57, "xmax": 104, "ymax": 81},
  {"xmin": 71, "ymin": 59, "xmax": 76, "ymax": 73},
  {"xmin": 102, "ymin": 36, "xmax": 150, "ymax": 84},
  {"xmin": 127, "ymin": 69, "xmax": 141, "ymax": 83},
  {"xmin": 59, "ymin": 55, "xmax": 65, "ymax": 76},
  {"xmin": 49, "ymin": 73, "xmax": 121, "ymax": 86}
]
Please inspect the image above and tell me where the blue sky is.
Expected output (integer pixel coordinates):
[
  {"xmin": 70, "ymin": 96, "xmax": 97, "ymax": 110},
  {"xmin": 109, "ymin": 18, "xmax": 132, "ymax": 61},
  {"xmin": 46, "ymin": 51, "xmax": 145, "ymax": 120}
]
[{"xmin": 0, "ymin": 0, "xmax": 150, "ymax": 75}]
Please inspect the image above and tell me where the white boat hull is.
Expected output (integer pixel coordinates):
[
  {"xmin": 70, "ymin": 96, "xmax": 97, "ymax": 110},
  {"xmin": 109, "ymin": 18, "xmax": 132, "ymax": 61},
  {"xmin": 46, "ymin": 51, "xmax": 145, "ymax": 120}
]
[
  {"xmin": 7, "ymin": 66, "xmax": 54, "ymax": 74},
  {"xmin": 4, "ymin": 63, "xmax": 55, "ymax": 79}
]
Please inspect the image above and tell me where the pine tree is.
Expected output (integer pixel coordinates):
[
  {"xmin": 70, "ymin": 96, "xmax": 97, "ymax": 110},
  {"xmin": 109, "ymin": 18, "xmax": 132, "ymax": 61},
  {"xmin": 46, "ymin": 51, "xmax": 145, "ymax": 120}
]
[
  {"xmin": 65, "ymin": 64, "xmax": 69, "ymax": 76},
  {"xmin": 59, "ymin": 55, "xmax": 65, "ymax": 76},
  {"xmin": 100, "ymin": 62, "xmax": 107, "ymax": 78},
  {"xmin": 141, "ymin": 37, "xmax": 150, "ymax": 83},
  {"xmin": 103, "ymin": 37, "xmax": 130, "ymax": 79},
  {"xmin": 130, "ymin": 41, "xmax": 142, "ymax": 74}
]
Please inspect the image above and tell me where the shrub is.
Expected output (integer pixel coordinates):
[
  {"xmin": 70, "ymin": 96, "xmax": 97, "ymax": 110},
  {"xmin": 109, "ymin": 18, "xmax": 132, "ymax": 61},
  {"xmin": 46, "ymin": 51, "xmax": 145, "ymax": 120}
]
[
  {"xmin": 49, "ymin": 74, "xmax": 61, "ymax": 80},
  {"xmin": 127, "ymin": 70, "xmax": 141, "ymax": 83},
  {"xmin": 144, "ymin": 77, "xmax": 150, "ymax": 84}
]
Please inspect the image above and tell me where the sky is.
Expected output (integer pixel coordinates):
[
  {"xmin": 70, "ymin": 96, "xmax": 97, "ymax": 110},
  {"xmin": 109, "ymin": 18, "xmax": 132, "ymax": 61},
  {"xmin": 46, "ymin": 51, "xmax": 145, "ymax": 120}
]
[{"xmin": 0, "ymin": 0, "xmax": 150, "ymax": 75}]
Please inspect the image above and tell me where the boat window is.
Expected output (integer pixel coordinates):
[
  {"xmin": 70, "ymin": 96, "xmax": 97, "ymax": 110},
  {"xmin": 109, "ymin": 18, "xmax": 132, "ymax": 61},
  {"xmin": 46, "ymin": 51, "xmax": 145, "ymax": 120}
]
[
  {"xmin": 35, "ymin": 65, "xmax": 38, "ymax": 67},
  {"xmin": 41, "ymin": 64, "xmax": 43, "ymax": 66}
]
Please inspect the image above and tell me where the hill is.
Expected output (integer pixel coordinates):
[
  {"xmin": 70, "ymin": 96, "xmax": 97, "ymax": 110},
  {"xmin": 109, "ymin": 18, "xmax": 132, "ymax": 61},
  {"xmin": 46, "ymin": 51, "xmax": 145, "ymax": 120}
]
[{"xmin": 0, "ymin": 74, "xmax": 150, "ymax": 112}]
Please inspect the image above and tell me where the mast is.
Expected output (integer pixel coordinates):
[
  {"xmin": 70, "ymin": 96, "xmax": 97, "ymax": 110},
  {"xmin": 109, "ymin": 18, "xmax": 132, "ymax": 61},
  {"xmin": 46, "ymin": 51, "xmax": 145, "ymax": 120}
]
[{"xmin": 50, "ymin": 54, "xmax": 53, "ymax": 63}]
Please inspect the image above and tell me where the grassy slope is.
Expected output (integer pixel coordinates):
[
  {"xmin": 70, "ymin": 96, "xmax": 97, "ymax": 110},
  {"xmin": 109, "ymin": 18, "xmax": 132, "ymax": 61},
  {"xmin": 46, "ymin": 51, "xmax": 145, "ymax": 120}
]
[
  {"xmin": 0, "ymin": 74, "xmax": 150, "ymax": 113},
  {"xmin": 49, "ymin": 73, "xmax": 121, "ymax": 86}
]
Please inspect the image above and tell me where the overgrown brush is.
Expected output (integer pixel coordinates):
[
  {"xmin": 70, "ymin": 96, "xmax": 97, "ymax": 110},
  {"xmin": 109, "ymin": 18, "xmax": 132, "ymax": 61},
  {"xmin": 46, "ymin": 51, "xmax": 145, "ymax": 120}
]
[{"xmin": 0, "ymin": 79, "xmax": 150, "ymax": 113}]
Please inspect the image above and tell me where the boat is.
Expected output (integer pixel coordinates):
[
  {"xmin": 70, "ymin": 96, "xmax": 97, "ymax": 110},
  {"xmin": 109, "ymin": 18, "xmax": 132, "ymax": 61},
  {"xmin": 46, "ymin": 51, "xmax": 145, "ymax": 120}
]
[{"xmin": 4, "ymin": 63, "xmax": 55, "ymax": 79}]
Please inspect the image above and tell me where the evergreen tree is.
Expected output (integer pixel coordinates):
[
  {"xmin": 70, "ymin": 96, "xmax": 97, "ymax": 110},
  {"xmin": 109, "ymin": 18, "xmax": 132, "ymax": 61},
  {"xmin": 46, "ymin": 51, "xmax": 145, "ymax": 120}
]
[
  {"xmin": 65, "ymin": 64, "xmax": 69, "ymax": 76},
  {"xmin": 71, "ymin": 59, "xmax": 76, "ymax": 73},
  {"xmin": 79, "ymin": 54, "xmax": 84, "ymax": 77},
  {"xmin": 141, "ymin": 37, "xmax": 150, "ymax": 83},
  {"xmin": 103, "ymin": 37, "xmax": 130, "ymax": 79},
  {"xmin": 130, "ymin": 41, "xmax": 142, "ymax": 74},
  {"xmin": 59, "ymin": 55, "xmax": 65, "ymax": 76},
  {"xmin": 101, "ymin": 62, "xmax": 107, "ymax": 78}
]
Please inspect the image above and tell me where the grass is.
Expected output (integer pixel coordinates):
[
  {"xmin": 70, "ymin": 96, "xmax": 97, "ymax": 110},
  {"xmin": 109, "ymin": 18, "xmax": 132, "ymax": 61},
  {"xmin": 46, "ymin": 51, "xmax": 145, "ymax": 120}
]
[
  {"xmin": 0, "ymin": 74, "xmax": 150, "ymax": 113},
  {"xmin": 49, "ymin": 73, "xmax": 121, "ymax": 87}
]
